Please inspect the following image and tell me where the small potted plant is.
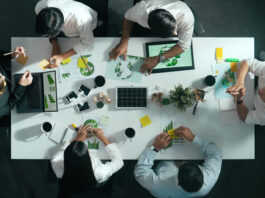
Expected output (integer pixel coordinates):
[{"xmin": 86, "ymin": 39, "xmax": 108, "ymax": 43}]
[{"xmin": 169, "ymin": 84, "xmax": 196, "ymax": 112}]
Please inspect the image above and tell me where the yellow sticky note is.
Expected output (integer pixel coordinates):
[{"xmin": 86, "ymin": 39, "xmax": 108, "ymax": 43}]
[
  {"xmin": 230, "ymin": 62, "xmax": 237, "ymax": 72},
  {"xmin": 38, "ymin": 59, "xmax": 49, "ymax": 70},
  {"xmin": 62, "ymin": 57, "xmax": 71, "ymax": 65},
  {"xmin": 140, "ymin": 115, "xmax": 152, "ymax": 127},
  {"xmin": 16, "ymin": 54, "xmax": 28, "ymax": 66},
  {"xmin": 168, "ymin": 129, "xmax": 178, "ymax": 140},
  {"xmin": 77, "ymin": 57, "xmax": 88, "ymax": 68},
  {"xmin": 216, "ymin": 48, "xmax": 223, "ymax": 63}
]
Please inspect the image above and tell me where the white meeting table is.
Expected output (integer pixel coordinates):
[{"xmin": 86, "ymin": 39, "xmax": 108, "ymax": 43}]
[{"xmin": 11, "ymin": 37, "xmax": 255, "ymax": 160}]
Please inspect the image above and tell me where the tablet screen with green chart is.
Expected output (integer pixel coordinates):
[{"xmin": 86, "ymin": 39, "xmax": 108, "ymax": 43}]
[{"xmin": 145, "ymin": 41, "xmax": 194, "ymax": 73}]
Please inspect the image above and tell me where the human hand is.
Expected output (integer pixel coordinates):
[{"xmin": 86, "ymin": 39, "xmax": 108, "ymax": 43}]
[
  {"xmin": 13, "ymin": 46, "xmax": 26, "ymax": 58},
  {"xmin": 91, "ymin": 128, "xmax": 105, "ymax": 140},
  {"xmin": 153, "ymin": 133, "xmax": 171, "ymax": 151},
  {"xmin": 174, "ymin": 126, "xmax": 195, "ymax": 142},
  {"xmin": 46, "ymin": 54, "xmax": 64, "ymax": 69},
  {"xmin": 109, "ymin": 41, "xmax": 128, "ymax": 61},
  {"xmin": 140, "ymin": 56, "xmax": 159, "ymax": 75},
  {"xmin": 227, "ymin": 82, "xmax": 246, "ymax": 97},
  {"xmin": 75, "ymin": 124, "xmax": 91, "ymax": 141},
  {"xmin": 19, "ymin": 70, "xmax": 33, "ymax": 86}
]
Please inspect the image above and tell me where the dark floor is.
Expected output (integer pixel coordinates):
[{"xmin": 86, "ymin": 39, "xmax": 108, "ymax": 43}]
[{"xmin": 0, "ymin": 0, "xmax": 265, "ymax": 198}]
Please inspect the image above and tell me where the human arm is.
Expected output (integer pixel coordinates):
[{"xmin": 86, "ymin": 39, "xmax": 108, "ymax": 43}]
[
  {"xmin": 134, "ymin": 133, "xmax": 171, "ymax": 191},
  {"xmin": 90, "ymin": 128, "xmax": 124, "ymax": 181},
  {"xmin": 8, "ymin": 70, "xmax": 33, "ymax": 110},
  {"xmin": 51, "ymin": 125, "xmax": 92, "ymax": 178},
  {"xmin": 175, "ymin": 127, "xmax": 222, "ymax": 190},
  {"xmin": 174, "ymin": 126, "xmax": 222, "ymax": 189},
  {"xmin": 140, "ymin": 44, "xmax": 184, "ymax": 75},
  {"xmin": 109, "ymin": 18, "xmax": 134, "ymax": 61},
  {"xmin": 227, "ymin": 60, "xmax": 249, "ymax": 96},
  {"xmin": 0, "ymin": 46, "xmax": 26, "ymax": 70},
  {"xmin": 193, "ymin": 136, "xmax": 223, "ymax": 190}
]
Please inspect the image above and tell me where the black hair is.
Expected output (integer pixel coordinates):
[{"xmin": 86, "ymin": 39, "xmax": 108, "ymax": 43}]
[
  {"xmin": 148, "ymin": 9, "xmax": 176, "ymax": 38},
  {"xmin": 35, "ymin": 7, "xmax": 64, "ymax": 38},
  {"xmin": 60, "ymin": 141, "xmax": 98, "ymax": 193},
  {"xmin": 178, "ymin": 162, "xmax": 203, "ymax": 192}
]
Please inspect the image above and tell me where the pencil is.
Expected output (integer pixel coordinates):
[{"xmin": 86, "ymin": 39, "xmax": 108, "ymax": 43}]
[
  {"xmin": 3, "ymin": 51, "xmax": 15, "ymax": 56},
  {"xmin": 81, "ymin": 55, "xmax": 92, "ymax": 72},
  {"xmin": 192, "ymin": 102, "xmax": 198, "ymax": 115},
  {"xmin": 3, "ymin": 49, "xmax": 27, "ymax": 56}
]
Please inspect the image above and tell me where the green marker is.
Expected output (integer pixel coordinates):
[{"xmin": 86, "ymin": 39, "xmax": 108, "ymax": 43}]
[{"xmin": 225, "ymin": 58, "xmax": 239, "ymax": 62}]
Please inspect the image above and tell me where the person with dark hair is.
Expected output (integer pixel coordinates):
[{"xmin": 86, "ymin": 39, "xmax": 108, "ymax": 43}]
[
  {"xmin": 35, "ymin": 0, "xmax": 97, "ymax": 68},
  {"xmin": 0, "ymin": 47, "xmax": 33, "ymax": 123},
  {"xmin": 51, "ymin": 125, "xmax": 124, "ymax": 196},
  {"xmin": 227, "ymin": 59, "xmax": 265, "ymax": 125},
  {"xmin": 109, "ymin": 0, "xmax": 194, "ymax": 75},
  {"xmin": 134, "ymin": 126, "xmax": 222, "ymax": 198}
]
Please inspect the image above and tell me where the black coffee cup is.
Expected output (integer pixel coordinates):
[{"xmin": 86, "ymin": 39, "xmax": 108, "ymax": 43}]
[
  {"xmin": 125, "ymin": 128, "xmax": 135, "ymax": 139},
  {"xmin": 204, "ymin": 75, "xmax": 216, "ymax": 86},
  {"xmin": 96, "ymin": 101, "xmax": 104, "ymax": 109},
  {"xmin": 42, "ymin": 122, "xmax": 52, "ymax": 133},
  {"xmin": 94, "ymin": 75, "xmax": 106, "ymax": 88}
]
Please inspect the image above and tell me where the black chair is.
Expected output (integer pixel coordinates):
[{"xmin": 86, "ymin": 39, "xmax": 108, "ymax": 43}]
[
  {"xmin": 78, "ymin": 0, "xmax": 109, "ymax": 36},
  {"xmin": 132, "ymin": 0, "xmax": 205, "ymax": 36}
]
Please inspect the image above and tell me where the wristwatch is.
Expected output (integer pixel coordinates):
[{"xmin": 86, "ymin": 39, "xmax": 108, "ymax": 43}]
[
  {"xmin": 158, "ymin": 54, "xmax": 166, "ymax": 63},
  {"xmin": 237, "ymin": 100, "xmax": 243, "ymax": 105},
  {"xmin": 150, "ymin": 145, "xmax": 158, "ymax": 152}
]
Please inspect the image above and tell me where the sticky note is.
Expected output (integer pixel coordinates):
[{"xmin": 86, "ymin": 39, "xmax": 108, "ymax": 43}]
[
  {"xmin": 140, "ymin": 115, "xmax": 152, "ymax": 127},
  {"xmin": 230, "ymin": 62, "xmax": 237, "ymax": 72},
  {"xmin": 61, "ymin": 57, "xmax": 71, "ymax": 65},
  {"xmin": 38, "ymin": 59, "xmax": 49, "ymax": 70},
  {"xmin": 99, "ymin": 116, "xmax": 110, "ymax": 126},
  {"xmin": 216, "ymin": 48, "xmax": 223, "ymax": 63},
  {"xmin": 16, "ymin": 54, "xmax": 28, "ymax": 66},
  {"xmin": 77, "ymin": 57, "xmax": 88, "ymax": 68},
  {"xmin": 168, "ymin": 129, "xmax": 178, "ymax": 139}
]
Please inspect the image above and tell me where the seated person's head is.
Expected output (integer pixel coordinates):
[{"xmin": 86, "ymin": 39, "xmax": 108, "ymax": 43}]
[
  {"xmin": 258, "ymin": 87, "xmax": 265, "ymax": 102},
  {"xmin": 0, "ymin": 74, "xmax": 7, "ymax": 96},
  {"xmin": 35, "ymin": 7, "xmax": 64, "ymax": 38},
  {"xmin": 178, "ymin": 162, "xmax": 203, "ymax": 192},
  {"xmin": 61, "ymin": 141, "xmax": 98, "ymax": 191},
  {"xmin": 148, "ymin": 9, "xmax": 176, "ymax": 38}
]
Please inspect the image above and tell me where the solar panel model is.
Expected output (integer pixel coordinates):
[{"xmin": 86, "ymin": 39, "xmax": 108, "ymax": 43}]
[{"xmin": 116, "ymin": 87, "xmax": 148, "ymax": 109}]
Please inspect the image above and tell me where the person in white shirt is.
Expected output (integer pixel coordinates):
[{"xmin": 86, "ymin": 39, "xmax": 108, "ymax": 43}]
[
  {"xmin": 35, "ymin": 0, "xmax": 97, "ymax": 68},
  {"xmin": 51, "ymin": 124, "xmax": 124, "ymax": 196},
  {"xmin": 227, "ymin": 59, "xmax": 265, "ymax": 125},
  {"xmin": 134, "ymin": 126, "xmax": 222, "ymax": 198},
  {"xmin": 109, "ymin": 0, "xmax": 194, "ymax": 74}
]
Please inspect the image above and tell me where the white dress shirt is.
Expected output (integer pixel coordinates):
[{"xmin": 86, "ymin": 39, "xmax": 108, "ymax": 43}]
[
  {"xmin": 35, "ymin": 0, "xmax": 97, "ymax": 55},
  {"xmin": 125, "ymin": 0, "xmax": 194, "ymax": 51},
  {"xmin": 134, "ymin": 135, "xmax": 223, "ymax": 198},
  {"xmin": 245, "ymin": 59, "xmax": 265, "ymax": 125},
  {"xmin": 51, "ymin": 142, "xmax": 124, "ymax": 184}
]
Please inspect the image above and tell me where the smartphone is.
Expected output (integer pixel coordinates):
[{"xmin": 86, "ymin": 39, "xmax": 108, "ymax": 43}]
[
  {"xmin": 65, "ymin": 91, "xmax": 78, "ymax": 103},
  {"xmin": 77, "ymin": 101, "xmax": 90, "ymax": 111},
  {"xmin": 78, "ymin": 85, "xmax": 91, "ymax": 96}
]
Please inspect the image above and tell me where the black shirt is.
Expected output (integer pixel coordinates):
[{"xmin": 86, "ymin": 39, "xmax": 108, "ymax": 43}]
[{"xmin": 0, "ymin": 50, "xmax": 26, "ymax": 119}]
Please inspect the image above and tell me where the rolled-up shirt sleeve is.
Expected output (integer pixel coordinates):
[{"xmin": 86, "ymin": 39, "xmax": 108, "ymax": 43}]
[
  {"xmin": 247, "ymin": 58, "xmax": 265, "ymax": 77},
  {"xmin": 95, "ymin": 143, "xmax": 124, "ymax": 181},
  {"xmin": 177, "ymin": 16, "xmax": 194, "ymax": 51},
  {"xmin": 73, "ymin": 18, "xmax": 94, "ymax": 55},
  {"xmin": 192, "ymin": 135, "xmax": 223, "ymax": 192},
  {"xmin": 134, "ymin": 147, "xmax": 161, "ymax": 192},
  {"xmin": 245, "ymin": 110, "xmax": 265, "ymax": 125},
  {"xmin": 50, "ymin": 141, "xmax": 70, "ymax": 178}
]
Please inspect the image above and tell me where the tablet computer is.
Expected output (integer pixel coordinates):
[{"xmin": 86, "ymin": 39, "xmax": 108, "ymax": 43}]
[{"xmin": 145, "ymin": 40, "xmax": 194, "ymax": 73}]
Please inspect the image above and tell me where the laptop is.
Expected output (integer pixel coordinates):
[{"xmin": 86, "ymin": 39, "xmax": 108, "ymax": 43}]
[{"xmin": 14, "ymin": 71, "xmax": 58, "ymax": 113}]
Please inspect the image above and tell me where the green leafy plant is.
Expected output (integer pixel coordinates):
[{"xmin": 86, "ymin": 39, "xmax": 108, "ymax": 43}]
[{"xmin": 169, "ymin": 84, "xmax": 196, "ymax": 111}]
